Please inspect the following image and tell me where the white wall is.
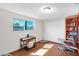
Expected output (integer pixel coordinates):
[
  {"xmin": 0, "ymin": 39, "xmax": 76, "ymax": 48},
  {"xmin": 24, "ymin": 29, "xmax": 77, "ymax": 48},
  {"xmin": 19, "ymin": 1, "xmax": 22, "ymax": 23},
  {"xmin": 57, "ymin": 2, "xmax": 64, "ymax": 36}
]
[
  {"xmin": 0, "ymin": 8, "xmax": 65, "ymax": 55},
  {"xmin": 0, "ymin": 9, "xmax": 43, "ymax": 55},
  {"xmin": 44, "ymin": 19, "xmax": 65, "ymax": 43}
]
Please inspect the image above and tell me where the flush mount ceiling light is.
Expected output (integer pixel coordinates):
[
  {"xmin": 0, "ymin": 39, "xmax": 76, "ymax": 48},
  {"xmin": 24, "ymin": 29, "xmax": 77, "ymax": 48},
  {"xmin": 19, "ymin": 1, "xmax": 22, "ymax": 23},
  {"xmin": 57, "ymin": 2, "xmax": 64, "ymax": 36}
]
[{"xmin": 40, "ymin": 6, "xmax": 55, "ymax": 14}]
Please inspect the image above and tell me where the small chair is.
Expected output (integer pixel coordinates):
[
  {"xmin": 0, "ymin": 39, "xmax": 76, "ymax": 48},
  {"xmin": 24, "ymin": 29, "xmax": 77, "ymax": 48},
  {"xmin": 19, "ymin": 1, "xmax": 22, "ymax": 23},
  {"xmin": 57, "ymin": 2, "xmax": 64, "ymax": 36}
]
[{"xmin": 58, "ymin": 38, "xmax": 77, "ymax": 55}]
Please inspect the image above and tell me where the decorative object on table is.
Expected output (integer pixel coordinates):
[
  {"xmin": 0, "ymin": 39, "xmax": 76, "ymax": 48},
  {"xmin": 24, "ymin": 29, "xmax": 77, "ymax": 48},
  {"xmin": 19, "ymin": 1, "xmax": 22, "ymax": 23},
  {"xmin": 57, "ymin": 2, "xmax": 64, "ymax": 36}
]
[{"xmin": 27, "ymin": 34, "xmax": 29, "ymax": 38}]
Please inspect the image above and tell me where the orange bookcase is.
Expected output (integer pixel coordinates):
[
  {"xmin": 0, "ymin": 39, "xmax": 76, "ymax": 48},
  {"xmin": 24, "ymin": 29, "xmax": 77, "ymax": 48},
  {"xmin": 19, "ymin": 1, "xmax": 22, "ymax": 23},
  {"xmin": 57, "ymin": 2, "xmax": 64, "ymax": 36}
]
[{"xmin": 65, "ymin": 14, "xmax": 79, "ymax": 47}]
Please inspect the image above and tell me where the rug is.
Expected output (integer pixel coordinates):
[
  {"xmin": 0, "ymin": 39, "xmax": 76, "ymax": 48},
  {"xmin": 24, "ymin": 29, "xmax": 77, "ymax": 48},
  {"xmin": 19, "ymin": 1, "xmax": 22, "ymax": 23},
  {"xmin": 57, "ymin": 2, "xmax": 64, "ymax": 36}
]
[
  {"xmin": 42, "ymin": 44, "xmax": 54, "ymax": 49},
  {"xmin": 31, "ymin": 43, "xmax": 54, "ymax": 56},
  {"xmin": 31, "ymin": 49, "xmax": 48, "ymax": 56}
]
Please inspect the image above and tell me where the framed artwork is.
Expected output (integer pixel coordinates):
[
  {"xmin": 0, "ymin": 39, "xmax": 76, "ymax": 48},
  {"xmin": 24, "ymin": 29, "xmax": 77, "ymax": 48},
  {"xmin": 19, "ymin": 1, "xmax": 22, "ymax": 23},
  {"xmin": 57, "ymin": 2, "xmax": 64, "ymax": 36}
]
[
  {"xmin": 25, "ymin": 20, "xmax": 33, "ymax": 30},
  {"xmin": 13, "ymin": 18, "xmax": 25, "ymax": 31},
  {"xmin": 13, "ymin": 18, "xmax": 33, "ymax": 31}
]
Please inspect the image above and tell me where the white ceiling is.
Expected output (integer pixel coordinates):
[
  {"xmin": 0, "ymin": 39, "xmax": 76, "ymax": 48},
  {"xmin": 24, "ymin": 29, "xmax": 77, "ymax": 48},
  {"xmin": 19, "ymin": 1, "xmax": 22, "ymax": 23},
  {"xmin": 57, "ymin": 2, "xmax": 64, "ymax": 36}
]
[{"xmin": 0, "ymin": 3, "xmax": 79, "ymax": 20}]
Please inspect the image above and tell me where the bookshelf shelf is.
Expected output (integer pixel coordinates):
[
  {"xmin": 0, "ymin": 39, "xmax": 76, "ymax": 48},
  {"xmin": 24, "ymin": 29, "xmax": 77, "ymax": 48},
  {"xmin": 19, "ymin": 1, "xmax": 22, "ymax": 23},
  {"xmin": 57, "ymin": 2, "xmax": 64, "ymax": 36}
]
[{"xmin": 66, "ymin": 31, "xmax": 77, "ymax": 32}]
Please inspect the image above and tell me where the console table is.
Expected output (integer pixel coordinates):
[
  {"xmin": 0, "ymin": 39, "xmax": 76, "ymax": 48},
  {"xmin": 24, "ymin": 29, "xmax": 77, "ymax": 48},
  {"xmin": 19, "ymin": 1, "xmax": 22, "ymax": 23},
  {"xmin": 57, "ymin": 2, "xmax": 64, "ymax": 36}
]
[{"xmin": 20, "ymin": 36, "xmax": 36, "ymax": 50}]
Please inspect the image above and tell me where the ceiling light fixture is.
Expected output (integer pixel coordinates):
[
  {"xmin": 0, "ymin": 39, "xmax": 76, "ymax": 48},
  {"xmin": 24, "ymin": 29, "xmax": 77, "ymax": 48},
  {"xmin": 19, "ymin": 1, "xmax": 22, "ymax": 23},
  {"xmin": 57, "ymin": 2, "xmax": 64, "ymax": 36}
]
[{"xmin": 40, "ymin": 6, "xmax": 55, "ymax": 14}]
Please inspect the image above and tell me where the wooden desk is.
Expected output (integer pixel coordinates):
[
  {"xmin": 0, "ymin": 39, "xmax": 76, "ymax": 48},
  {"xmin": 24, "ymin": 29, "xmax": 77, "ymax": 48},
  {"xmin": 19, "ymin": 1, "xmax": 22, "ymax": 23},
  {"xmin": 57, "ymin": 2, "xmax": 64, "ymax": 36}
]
[{"xmin": 20, "ymin": 36, "xmax": 36, "ymax": 49}]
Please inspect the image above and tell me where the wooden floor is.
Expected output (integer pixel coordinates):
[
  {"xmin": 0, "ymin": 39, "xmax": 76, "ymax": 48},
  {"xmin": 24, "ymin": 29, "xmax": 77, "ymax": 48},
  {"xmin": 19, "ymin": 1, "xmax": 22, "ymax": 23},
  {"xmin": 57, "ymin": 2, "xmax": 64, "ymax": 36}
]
[{"xmin": 10, "ymin": 41, "xmax": 79, "ymax": 56}]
